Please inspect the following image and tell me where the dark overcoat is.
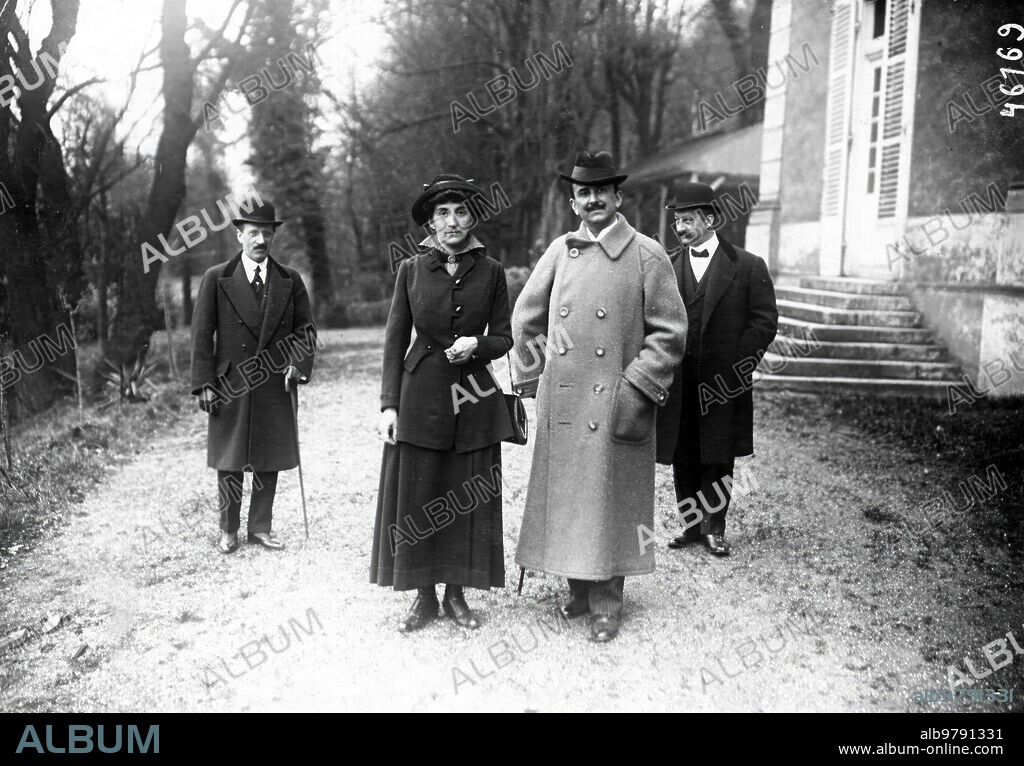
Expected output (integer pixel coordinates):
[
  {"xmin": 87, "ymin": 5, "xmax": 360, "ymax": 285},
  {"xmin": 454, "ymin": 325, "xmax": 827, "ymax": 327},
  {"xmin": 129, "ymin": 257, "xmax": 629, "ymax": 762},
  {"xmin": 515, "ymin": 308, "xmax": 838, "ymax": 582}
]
[
  {"xmin": 381, "ymin": 238, "xmax": 514, "ymax": 452},
  {"xmin": 190, "ymin": 254, "xmax": 316, "ymax": 471},
  {"xmin": 655, "ymin": 237, "xmax": 778, "ymax": 465},
  {"xmin": 511, "ymin": 216, "xmax": 687, "ymax": 579}
]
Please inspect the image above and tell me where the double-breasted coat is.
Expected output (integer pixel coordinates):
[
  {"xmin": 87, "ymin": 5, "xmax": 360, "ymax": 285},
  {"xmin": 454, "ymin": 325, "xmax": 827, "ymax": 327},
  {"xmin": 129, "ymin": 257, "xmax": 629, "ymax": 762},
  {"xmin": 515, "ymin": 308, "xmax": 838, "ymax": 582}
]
[
  {"xmin": 655, "ymin": 238, "xmax": 778, "ymax": 465},
  {"xmin": 190, "ymin": 254, "xmax": 316, "ymax": 472},
  {"xmin": 381, "ymin": 237, "xmax": 514, "ymax": 451},
  {"xmin": 511, "ymin": 215, "xmax": 687, "ymax": 579}
]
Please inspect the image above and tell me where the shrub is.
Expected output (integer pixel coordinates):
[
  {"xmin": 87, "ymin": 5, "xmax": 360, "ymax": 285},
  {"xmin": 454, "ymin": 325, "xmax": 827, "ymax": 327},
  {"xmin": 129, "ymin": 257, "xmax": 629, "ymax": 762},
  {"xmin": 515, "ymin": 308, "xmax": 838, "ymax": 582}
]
[
  {"xmin": 345, "ymin": 299, "xmax": 391, "ymax": 327},
  {"xmin": 505, "ymin": 266, "xmax": 531, "ymax": 312}
]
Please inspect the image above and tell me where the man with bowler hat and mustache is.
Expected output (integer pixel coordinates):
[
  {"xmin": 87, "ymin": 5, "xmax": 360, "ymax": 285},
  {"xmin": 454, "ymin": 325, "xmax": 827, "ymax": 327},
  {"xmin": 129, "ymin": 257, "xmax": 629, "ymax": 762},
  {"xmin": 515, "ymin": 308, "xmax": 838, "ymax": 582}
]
[
  {"xmin": 511, "ymin": 151, "xmax": 686, "ymax": 642},
  {"xmin": 190, "ymin": 198, "xmax": 317, "ymax": 555},
  {"xmin": 655, "ymin": 182, "xmax": 777, "ymax": 557}
]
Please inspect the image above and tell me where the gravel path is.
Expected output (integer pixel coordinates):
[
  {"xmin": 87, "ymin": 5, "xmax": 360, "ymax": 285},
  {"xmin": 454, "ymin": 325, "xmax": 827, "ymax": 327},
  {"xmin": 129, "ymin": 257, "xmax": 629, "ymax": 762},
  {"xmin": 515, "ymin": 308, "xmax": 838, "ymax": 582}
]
[{"xmin": 1, "ymin": 327, "xmax": 1021, "ymax": 712}]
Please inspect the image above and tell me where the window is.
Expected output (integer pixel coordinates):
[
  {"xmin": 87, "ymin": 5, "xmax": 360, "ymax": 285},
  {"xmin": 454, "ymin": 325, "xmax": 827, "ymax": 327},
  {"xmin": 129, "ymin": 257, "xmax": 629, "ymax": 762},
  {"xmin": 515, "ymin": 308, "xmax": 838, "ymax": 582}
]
[{"xmin": 870, "ymin": 0, "xmax": 886, "ymax": 39}]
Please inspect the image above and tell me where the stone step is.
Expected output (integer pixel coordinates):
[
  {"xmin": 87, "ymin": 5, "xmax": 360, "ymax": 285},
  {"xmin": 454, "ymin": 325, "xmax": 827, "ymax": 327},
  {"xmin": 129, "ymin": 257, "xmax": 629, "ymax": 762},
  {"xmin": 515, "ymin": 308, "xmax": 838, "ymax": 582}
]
[
  {"xmin": 777, "ymin": 317, "xmax": 934, "ymax": 344},
  {"xmin": 799, "ymin": 276, "xmax": 906, "ymax": 295},
  {"xmin": 758, "ymin": 352, "xmax": 960, "ymax": 381},
  {"xmin": 775, "ymin": 286, "xmax": 913, "ymax": 311},
  {"xmin": 769, "ymin": 336, "xmax": 948, "ymax": 362},
  {"xmin": 755, "ymin": 373, "xmax": 953, "ymax": 401},
  {"xmin": 777, "ymin": 299, "xmax": 921, "ymax": 327}
]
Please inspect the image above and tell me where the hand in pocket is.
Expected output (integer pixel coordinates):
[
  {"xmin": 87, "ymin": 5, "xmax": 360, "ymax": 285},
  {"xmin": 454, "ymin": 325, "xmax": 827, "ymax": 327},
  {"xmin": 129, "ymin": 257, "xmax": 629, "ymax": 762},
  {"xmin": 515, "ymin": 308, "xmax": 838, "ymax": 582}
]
[{"xmin": 609, "ymin": 377, "xmax": 655, "ymax": 444}]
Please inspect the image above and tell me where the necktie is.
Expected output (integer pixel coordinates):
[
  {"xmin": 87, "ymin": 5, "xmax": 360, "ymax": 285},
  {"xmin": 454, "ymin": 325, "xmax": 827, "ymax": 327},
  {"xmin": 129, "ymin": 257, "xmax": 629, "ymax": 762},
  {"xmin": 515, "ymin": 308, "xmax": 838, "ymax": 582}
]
[
  {"xmin": 690, "ymin": 247, "xmax": 710, "ymax": 258},
  {"xmin": 252, "ymin": 265, "xmax": 264, "ymax": 298},
  {"xmin": 444, "ymin": 253, "xmax": 459, "ymax": 276}
]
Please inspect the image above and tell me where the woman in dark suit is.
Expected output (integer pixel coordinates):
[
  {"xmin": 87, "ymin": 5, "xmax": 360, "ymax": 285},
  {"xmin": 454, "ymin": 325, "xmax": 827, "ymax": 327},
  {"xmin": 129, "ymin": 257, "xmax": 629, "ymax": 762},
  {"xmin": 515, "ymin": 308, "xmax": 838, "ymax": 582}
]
[{"xmin": 371, "ymin": 174, "xmax": 514, "ymax": 631}]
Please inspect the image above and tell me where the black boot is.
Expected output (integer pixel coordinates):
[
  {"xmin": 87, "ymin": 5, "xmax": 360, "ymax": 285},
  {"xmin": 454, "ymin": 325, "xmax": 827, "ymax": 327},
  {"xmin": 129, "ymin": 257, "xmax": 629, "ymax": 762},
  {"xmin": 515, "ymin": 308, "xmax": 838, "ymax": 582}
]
[
  {"xmin": 442, "ymin": 584, "xmax": 481, "ymax": 629},
  {"xmin": 400, "ymin": 587, "xmax": 439, "ymax": 632}
]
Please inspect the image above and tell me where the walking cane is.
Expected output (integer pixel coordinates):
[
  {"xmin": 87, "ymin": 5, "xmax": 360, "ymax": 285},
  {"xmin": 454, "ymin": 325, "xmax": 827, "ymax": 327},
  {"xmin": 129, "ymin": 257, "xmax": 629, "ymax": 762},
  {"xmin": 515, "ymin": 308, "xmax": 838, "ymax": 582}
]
[{"xmin": 289, "ymin": 385, "xmax": 310, "ymax": 539}]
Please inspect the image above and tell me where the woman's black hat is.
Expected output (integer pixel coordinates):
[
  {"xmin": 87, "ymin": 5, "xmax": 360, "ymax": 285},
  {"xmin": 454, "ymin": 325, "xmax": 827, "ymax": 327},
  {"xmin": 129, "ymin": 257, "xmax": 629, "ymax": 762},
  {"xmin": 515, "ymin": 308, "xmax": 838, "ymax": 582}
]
[{"xmin": 411, "ymin": 174, "xmax": 483, "ymax": 225}]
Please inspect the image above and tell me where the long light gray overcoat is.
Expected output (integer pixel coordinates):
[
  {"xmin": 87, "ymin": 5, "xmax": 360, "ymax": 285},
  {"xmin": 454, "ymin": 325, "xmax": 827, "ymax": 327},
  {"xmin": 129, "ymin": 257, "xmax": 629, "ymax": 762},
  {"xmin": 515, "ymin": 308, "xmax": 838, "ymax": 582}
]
[{"xmin": 511, "ymin": 215, "xmax": 687, "ymax": 579}]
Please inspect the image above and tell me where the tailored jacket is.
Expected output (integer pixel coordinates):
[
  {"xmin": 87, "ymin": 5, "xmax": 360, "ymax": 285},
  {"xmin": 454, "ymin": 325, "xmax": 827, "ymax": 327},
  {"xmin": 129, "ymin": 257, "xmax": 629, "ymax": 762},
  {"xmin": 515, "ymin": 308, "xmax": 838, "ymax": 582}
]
[
  {"xmin": 190, "ymin": 254, "xmax": 316, "ymax": 471},
  {"xmin": 511, "ymin": 215, "xmax": 687, "ymax": 578},
  {"xmin": 655, "ymin": 237, "xmax": 778, "ymax": 465},
  {"xmin": 381, "ymin": 237, "xmax": 514, "ymax": 453}
]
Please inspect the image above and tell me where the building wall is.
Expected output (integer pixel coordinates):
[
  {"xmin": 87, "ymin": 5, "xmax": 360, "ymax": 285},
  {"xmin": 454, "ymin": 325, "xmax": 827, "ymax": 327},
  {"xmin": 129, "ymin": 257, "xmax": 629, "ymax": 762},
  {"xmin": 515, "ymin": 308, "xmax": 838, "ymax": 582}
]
[
  {"xmin": 904, "ymin": 0, "xmax": 1024, "ymax": 393},
  {"xmin": 777, "ymin": 1, "xmax": 831, "ymax": 225},
  {"xmin": 909, "ymin": 0, "xmax": 1024, "ymax": 218}
]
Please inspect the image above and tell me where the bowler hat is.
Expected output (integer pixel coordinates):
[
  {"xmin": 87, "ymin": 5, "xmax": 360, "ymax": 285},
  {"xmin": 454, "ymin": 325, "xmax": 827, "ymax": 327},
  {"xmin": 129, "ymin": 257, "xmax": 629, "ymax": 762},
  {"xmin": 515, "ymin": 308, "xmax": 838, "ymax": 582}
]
[
  {"xmin": 231, "ymin": 198, "xmax": 283, "ymax": 228},
  {"xmin": 665, "ymin": 181, "xmax": 719, "ymax": 214},
  {"xmin": 558, "ymin": 151, "xmax": 628, "ymax": 187},
  {"xmin": 411, "ymin": 174, "xmax": 483, "ymax": 226}
]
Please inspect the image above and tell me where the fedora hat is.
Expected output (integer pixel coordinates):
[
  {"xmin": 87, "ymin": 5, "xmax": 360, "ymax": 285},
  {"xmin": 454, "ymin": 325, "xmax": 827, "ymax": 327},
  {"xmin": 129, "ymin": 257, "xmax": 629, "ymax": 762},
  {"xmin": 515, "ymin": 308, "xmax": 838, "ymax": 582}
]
[
  {"xmin": 231, "ymin": 198, "xmax": 283, "ymax": 228},
  {"xmin": 411, "ymin": 174, "xmax": 483, "ymax": 226},
  {"xmin": 665, "ymin": 181, "xmax": 719, "ymax": 214},
  {"xmin": 558, "ymin": 150, "xmax": 628, "ymax": 187}
]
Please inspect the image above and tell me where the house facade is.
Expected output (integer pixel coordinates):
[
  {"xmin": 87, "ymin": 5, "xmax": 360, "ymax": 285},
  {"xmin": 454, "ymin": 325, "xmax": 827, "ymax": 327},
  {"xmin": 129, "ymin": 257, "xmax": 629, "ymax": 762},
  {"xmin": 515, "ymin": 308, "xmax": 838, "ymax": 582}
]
[{"xmin": 748, "ymin": 0, "xmax": 1024, "ymax": 394}]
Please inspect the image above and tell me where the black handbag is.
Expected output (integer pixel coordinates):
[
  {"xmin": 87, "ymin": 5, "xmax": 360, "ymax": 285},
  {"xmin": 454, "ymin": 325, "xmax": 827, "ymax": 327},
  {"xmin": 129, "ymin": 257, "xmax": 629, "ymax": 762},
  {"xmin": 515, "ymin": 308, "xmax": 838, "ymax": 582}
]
[{"xmin": 503, "ymin": 354, "xmax": 528, "ymax": 445}]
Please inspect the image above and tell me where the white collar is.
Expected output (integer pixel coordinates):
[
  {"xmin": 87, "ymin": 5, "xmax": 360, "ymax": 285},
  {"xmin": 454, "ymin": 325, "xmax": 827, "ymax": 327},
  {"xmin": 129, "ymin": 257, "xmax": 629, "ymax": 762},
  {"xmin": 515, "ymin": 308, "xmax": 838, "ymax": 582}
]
[
  {"xmin": 241, "ymin": 252, "xmax": 270, "ymax": 281},
  {"xmin": 689, "ymin": 232, "xmax": 719, "ymax": 258},
  {"xmin": 581, "ymin": 216, "xmax": 619, "ymax": 241}
]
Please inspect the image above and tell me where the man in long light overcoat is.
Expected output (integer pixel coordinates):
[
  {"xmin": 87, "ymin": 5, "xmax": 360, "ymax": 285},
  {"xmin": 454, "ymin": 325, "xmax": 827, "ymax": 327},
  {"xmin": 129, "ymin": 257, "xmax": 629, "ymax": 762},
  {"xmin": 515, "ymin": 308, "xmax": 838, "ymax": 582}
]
[
  {"xmin": 511, "ymin": 151, "xmax": 687, "ymax": 642},
  {"xmin": 191, "ymin": 200, "xmax": 316, "ymax": 555}
]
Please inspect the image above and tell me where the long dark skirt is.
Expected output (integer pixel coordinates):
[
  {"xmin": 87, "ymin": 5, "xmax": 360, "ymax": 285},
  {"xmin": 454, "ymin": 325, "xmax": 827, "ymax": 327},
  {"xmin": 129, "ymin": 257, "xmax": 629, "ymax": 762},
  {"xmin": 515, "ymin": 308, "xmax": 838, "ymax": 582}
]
[{"xmin": 370, "ymin": 440, "xmax": 504, "ymax": 590}]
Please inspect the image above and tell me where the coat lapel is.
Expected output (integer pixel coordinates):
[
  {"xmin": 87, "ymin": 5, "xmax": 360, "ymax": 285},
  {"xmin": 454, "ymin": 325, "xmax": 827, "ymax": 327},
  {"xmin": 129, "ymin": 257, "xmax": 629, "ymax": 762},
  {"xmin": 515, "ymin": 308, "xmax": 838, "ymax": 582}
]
[
  {"xmin": 218, "ymin": 255, "xmax": 261, "ymax": 342},
  {"xmin": 700, "ymin": 239, "xmax": 739, "ymax": 333},
  {"xmin": 257, "ymin": 257, "xmax": 293, "ymax": 351}
]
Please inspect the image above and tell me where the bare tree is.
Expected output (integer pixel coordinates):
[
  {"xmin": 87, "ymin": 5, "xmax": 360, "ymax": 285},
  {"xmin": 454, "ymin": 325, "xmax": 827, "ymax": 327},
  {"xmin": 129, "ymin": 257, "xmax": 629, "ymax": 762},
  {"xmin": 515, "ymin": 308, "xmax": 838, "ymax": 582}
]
[{"xmin": 108, "ymin": 0, "xmax": 256, "ymax": 366}]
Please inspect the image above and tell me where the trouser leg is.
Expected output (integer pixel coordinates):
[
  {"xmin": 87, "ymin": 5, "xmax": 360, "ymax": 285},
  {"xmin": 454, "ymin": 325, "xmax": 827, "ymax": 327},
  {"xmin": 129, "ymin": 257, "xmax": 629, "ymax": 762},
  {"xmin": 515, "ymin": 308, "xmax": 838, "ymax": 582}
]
[
  {"xmin": 217, "ymin": 471, "xmax": 243, "ymax": 533},
  {"xmin": 698, "ymin": 460, "xmax": 734, "ymax": 536},
  {"xmin": 588, "ymin": 576, "xmax": 625, "ymax": 618},
  {"xmin": 566, "ymin": 578, "xmax": 590, "ymax": 603},
  {"xmin": 247, "ymin": 471, "xmax": 279, "ymax": 535}
]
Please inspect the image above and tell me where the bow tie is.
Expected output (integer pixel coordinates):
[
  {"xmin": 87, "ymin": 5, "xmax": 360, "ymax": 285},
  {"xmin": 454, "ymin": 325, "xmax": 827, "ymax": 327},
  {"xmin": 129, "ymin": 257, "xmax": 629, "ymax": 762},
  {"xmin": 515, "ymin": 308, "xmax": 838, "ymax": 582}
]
[{"xmin": 690, "ymin": 247, "xmax": 711, "ymax": 258}]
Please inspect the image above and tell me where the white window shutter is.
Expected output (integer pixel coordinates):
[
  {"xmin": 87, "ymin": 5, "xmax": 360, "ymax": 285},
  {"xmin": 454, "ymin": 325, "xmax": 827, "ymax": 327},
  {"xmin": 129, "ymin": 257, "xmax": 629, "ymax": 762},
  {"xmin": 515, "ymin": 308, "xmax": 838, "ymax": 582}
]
[
  {"xmin": 877, "ymin": 0, "xmax": 911, "ymax": 218},
  {"xmin": 819, "ymin": 1, "xmax": 856, "ymax": 276}
]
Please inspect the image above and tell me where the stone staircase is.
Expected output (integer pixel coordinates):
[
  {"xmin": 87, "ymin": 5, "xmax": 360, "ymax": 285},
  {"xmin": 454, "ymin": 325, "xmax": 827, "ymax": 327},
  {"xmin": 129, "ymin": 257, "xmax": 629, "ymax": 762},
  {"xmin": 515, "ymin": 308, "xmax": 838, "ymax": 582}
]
[{"xmin": 756, "ymin": 277, "xmax": 961, "ymax": 399}]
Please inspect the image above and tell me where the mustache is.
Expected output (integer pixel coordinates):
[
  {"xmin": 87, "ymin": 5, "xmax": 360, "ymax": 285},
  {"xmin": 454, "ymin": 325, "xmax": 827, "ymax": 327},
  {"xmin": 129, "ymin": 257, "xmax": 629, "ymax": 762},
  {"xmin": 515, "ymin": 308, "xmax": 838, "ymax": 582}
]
[{"xmin": 585, "ymin": 204, "xmax": 605, "ymax": 211}]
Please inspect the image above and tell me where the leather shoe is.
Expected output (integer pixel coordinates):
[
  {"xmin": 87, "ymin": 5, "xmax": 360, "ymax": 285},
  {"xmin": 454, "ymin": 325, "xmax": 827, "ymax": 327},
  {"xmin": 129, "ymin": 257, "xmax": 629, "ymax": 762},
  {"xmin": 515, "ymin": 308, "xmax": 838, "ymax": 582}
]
[
  {"xmin": 559, "ymin": 597, "xmax": 590, "ymax": 620},
  {"xmin": 218, "ymin": 532, "xmax": 239, "ymax": 554},
  {"xmin": 590, "ymin": 614, "xmax": 619, "ymax": 643},
  {"xmin": 442, "ymin": 586, "xmax": 481, "ymax": 629},
  {"xmin": 704, "ymin": 533, "xmax": 731, "ymax": 556},
  {"xmin": 247, "ymin": 531, "xmax": 285, "ymax": 550},
  {"xmin": 402, "ymin": 589, "xmax": 439, "ymax": 632},
  {"xmin": 667, "ymin": 532, "xmax": 701, "ymax": 549}
]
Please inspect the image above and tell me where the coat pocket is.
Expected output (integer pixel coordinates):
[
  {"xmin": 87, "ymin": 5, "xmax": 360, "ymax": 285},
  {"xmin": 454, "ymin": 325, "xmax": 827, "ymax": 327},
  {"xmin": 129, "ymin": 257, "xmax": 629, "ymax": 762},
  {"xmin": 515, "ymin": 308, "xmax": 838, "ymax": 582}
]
[
  {"xmin": 403, "ymin": 342, "xmax": 431, "ymax": 373},
  {"xmin": 609, "ymin": 375, "xmax": 656, "ymax": 444}
]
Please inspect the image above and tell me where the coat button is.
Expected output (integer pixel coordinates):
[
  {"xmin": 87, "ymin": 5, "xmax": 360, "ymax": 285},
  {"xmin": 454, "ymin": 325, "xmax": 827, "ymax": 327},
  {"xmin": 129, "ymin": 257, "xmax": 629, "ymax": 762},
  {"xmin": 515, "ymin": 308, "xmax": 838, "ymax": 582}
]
[
  {"xmin": 515, "ymin": 387, "xmax": 522, "ymax": 394},
  {"xmin": 569, "ymin": 248, "xmax": 580, "ymax": 258},
  {"xmin": 595, "ymin": 347, "xmax": 605, "ymax": 357},
  {"xmin": 455, "ymin": 306, "xmax": 462, "ymax": 313},
  {"xmin": 559, "ymin": 307, "xmax": 569, "ymax": 317},
  {"xmin": 588, "ymin": 421, "xmax": 598, "ymax": 430},
  {"xmin": 455, "ymin": 278, "xmax": 462, "ymax": 284},
  {"xmin": 594, "ymin": 383, "xmax": 604, "ymax": 393},
  {"xmin": 426, "ymin": 345, "xmax": 433, "ymax": 351},
  {"xmin": 237, "ymin": 320, "xmax": 243, "ymax": 326},
  {"xmin": 558, "ymin": 347, "xmax": 567, "ymax": 355},
  {"xmin": 658, "ymin": 393, "xmax": 666, "ymax": 401},
  {"xmin": 241, "ymin": 344, "xmax": 248, "ymax": 351},
  {"xmin": 596, "ymin": 308, "xmax": 606, "ymax": 318}
]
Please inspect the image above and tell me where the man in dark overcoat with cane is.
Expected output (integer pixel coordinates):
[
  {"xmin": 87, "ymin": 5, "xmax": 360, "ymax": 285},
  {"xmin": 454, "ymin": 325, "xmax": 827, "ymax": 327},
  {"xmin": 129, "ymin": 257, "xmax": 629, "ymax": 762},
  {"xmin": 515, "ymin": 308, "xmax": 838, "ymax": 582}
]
[
  {"xmin": 190, "ymin": 200, "xmax": 316, "ymax": 554},
  {"xmin": 655, "ymin": 182, "xmax": 777, "ymax": 557}
]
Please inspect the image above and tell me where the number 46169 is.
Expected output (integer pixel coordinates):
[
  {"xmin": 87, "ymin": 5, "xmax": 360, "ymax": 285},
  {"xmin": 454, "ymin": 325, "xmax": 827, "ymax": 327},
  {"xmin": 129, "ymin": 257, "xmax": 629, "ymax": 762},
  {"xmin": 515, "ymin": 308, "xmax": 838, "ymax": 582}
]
[{"xmin": 998, "ymin": 23, "xmax": 1024, "ymax": 116}]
